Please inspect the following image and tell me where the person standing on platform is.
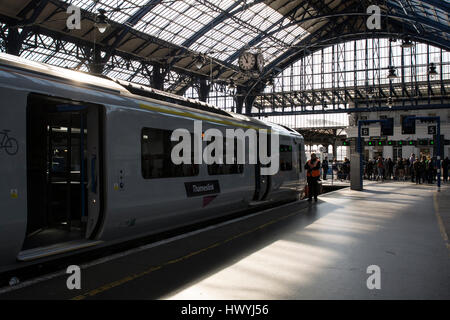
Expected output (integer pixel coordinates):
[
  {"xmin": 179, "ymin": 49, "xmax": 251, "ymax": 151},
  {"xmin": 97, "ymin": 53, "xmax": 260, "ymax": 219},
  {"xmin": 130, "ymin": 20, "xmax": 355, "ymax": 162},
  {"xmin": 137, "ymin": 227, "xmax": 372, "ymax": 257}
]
[
  {"xmin": 322, "ymin": 157, "xmax": 329, "ymax": 180},
  {"xmin": 398, "ymin": 158, "xmax": 405, "ymax": 181},
  {"xmin": 443, "ymin": 157, "xmax": 449, "ymax": 183},
  {"xmin": 413, "ymin": 158, "xmax": 421, "ymax": 184},
  {"xmin": 305, "ymin": 153, "xmax": 321, "ymax": 202},
  {"xmin": 421, "ymin": 156, "xmax": 427, "ymax": 184},
  {"xmin": 376, "ymin": 156, "xmax": 384, "ymax": 181},
  {"xmin": 387, "ymin": 158, "xmax": 394, "ymax": 180},
  {"xmin": 409, "ymin": 153, "xmax": 416, "ymax": 182},
  {"xmin": 367, "ymin": 159, "xmax": 374, "ymax": 180},
  {"xmin": 343, "ymin": 157, "xmax": 351, "ymax": 180}
]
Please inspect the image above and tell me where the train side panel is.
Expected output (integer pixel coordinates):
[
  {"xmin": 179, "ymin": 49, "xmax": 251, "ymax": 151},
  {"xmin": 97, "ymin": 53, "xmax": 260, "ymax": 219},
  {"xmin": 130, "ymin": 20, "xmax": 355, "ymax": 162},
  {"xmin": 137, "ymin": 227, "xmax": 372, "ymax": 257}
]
[
  {"xmin": 99, "ymin": 103, "xmax": 255, "ymax": 241},
  {"xmin": 0, "ymin": 85, "xmax": 28, "ymax": 267}
]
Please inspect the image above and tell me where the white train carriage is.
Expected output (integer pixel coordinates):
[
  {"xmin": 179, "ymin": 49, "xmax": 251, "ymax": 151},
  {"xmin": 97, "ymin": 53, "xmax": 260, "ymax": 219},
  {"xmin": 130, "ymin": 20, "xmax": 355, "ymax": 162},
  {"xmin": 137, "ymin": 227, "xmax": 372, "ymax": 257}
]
[{"xmin": 0, "ymin": 52, "xmax": 306, "ymax": 272}]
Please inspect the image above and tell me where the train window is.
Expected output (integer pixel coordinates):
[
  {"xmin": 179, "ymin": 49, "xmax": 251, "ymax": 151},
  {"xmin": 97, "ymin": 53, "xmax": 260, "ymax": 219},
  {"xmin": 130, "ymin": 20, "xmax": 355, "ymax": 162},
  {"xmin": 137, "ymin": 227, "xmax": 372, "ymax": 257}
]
[
  {"xmin": 280, "ymin": 144, "xmax": 293, "ymax": 171},
  {"xmin": 141, "ymin": 128, "xmax": 199, "ymax": 179},
  {"xmin": 207, "ymin": 137, "xmax": 244, "ymax": 175}
]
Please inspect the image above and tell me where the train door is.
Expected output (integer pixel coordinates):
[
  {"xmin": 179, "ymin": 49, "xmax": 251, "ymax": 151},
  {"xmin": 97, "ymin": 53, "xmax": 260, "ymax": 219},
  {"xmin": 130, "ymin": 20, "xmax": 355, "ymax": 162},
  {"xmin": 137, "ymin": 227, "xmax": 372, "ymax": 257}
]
[
  {"xmin": 22, "ymin": 94, "xmax": 103, "ymax": 253},
  {"xmin": 253, "ymin": 131, "xmax": 271, "ymax": 201}
]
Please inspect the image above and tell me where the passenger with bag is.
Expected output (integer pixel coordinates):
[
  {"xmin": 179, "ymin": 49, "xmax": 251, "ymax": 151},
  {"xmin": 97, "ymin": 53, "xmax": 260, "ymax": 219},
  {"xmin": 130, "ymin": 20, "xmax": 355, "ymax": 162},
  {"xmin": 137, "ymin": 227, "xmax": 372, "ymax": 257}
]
[{"xmin": 305, "ymin": 153, "xmax": 321, "ymax": 202}]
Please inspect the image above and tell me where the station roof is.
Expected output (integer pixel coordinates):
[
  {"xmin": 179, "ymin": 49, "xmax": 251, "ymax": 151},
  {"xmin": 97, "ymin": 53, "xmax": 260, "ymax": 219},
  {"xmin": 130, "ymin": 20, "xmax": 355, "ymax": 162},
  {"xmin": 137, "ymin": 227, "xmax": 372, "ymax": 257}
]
[{"xmin": 0, "ymin": 0, "xmax": 448, "ymax": 94}]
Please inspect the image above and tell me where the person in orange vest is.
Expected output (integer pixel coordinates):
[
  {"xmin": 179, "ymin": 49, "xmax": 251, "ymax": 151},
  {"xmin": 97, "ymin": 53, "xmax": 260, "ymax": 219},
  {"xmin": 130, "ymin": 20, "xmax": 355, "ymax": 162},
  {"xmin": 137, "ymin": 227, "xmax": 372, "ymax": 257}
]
[{"xmin": 305, "ymin": 153, "xmax": 321, "ymax": 202}]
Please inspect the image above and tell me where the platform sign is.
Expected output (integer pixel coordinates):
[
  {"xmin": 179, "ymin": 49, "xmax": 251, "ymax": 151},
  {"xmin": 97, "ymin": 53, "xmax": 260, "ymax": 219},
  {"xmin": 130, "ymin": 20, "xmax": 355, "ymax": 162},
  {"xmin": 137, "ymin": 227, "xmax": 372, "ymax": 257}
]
[
  {"xmin": 362, "ymin": 128, "xmax": 369, "ymax": 136},
  {"xmin": 428, "ymin": 126, "xmax": 437, "ymax": 135}
]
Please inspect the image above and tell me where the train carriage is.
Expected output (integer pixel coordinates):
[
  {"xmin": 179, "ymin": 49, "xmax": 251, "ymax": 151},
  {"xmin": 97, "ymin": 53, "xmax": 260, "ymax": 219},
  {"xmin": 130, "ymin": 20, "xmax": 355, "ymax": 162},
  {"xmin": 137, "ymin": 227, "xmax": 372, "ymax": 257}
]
[{"xmin": 0, "ymin": 52, "xmax": 306, "ymax": 272}]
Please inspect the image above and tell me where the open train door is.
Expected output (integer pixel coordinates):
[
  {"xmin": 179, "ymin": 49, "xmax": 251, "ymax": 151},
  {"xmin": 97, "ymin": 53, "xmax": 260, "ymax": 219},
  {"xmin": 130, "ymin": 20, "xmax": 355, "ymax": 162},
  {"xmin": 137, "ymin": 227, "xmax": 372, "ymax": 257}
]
[
  {"xmin": 21, "ymin": 95, "xmax": 104, "ymax": 259},
  {"xmin": 85, "ymin": 105, "xmax": 102, "ymax": 239}
]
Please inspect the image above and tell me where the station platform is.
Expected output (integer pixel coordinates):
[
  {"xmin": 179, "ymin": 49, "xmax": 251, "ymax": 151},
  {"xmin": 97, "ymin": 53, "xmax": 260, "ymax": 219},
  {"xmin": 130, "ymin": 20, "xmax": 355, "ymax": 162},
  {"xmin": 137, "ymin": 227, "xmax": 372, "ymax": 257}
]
[{"xmin": 1, "ymin": 182, "xmax": 449, "ymax": 300}]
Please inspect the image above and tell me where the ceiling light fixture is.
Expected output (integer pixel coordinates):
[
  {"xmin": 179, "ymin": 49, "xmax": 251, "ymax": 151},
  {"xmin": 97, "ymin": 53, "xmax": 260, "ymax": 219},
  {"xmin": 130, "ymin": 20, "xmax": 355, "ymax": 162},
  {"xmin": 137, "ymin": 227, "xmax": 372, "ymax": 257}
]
[
  {"xmin": 387, "ymin": 66, "xmax": 398, "ymax": 80},
  {"xmin": 95, "ymin": 9, "xmax": 109, "ymax": 34},
  {"xmin": 387, "ymin": 97, "xmax": 394, "ymax": 108},
  {"xmin": 194, "ymin": 55, "xmax": 206, "ymax": 70},
  {"xmin": 428, "ymin": 62, "xmax": 438, "ymax": 79},
  {"xmin": 401, "ymin": 38, "xmax": 414, "ymax": 49}
]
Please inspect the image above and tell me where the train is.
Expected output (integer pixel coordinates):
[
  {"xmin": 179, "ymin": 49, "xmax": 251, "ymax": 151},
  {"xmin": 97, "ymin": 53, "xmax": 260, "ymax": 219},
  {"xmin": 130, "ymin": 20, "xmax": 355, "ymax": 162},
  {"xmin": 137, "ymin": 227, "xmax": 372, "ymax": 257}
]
[{"xmin": 0, "ymin": 52, "xmax": 306, "ymax": 273}]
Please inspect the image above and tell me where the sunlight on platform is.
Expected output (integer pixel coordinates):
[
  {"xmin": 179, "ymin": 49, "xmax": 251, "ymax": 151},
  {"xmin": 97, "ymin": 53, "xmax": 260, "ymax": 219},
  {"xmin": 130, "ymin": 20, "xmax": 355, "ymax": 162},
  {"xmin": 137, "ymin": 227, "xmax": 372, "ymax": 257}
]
[{"xmin": 168, "ymin": 183, "xmax": 450, "ymax": 300}]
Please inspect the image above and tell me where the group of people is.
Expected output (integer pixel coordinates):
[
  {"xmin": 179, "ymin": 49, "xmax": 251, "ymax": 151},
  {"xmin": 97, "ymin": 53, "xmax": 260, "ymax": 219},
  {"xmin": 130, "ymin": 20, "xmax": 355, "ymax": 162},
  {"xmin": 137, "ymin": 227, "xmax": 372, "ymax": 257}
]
[
  {"xmin": 305, "ymin": 152, "xmax": 450, "ymax": 203},
  {"xmin": 320, "ymin": 157, "xmax": 351, "ymax": 181},
  {"xmin": 364, "ymin": 153, "xmax": 450, "ymax": 184}
]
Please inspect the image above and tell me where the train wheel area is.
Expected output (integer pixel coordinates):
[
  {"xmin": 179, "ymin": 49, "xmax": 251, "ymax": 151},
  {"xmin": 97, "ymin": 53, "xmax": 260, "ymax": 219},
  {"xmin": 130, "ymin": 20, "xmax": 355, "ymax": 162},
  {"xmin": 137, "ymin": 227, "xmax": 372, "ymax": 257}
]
[{"xmin": 1, "ymin": 182, "xmax": 449, "ymax": 300}]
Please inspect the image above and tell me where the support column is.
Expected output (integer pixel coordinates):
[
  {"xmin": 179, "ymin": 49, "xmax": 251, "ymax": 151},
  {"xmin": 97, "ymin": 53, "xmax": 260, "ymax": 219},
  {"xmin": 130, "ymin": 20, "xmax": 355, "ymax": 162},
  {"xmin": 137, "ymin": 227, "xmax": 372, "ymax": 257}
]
[
  {"xmin": 198, "ymin": 78, "xmax": 210, "ymax": 102},
  {"xmin": 151, "ymin": 65, "xmax": 164, "ymax": 90},
  {"xmin": 244, "ymin": 94, "xmax": 256, "ymax": 116},
  {"xmin": 6, "ymin": 26, "xmax": 22, "ymax": 55},
  {"xmin": 234, "ymin": 87, "xmax": 245, "ymax": 114},
  {"xmin": 333, "ymin": 143, "xmax": 337, "ymax": 160}
]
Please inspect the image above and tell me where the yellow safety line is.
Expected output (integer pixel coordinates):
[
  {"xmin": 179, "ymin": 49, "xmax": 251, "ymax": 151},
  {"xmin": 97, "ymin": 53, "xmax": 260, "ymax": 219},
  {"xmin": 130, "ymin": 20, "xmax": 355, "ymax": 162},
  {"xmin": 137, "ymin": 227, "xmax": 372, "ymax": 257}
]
[
  {"xmin": 70, "ymin": 209, "xmax": 299, "ymax": 300},
  {"xmin": 433, "ymin": 193, "xmax": 450, "ymax": 250},
  {"xmin": 139, "ymin": 103, "xmax": 268, "ymax": 131}
]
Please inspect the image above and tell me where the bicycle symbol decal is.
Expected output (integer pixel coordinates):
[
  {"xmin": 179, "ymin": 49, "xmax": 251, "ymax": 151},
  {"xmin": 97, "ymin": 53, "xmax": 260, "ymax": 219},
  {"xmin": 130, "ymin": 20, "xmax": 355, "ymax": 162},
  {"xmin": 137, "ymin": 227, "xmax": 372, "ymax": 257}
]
[{"xmin": 0, "ymin": 130, "xmax": 19, "ymax": 155}]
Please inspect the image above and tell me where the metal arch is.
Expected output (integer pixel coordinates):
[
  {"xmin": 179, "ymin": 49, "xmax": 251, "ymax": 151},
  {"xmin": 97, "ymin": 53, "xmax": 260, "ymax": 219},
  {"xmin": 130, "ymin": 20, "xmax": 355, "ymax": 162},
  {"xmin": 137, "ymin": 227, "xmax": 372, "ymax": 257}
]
[
  {"xmin": 251, "ymin": 11, "xmax": 449, "ymax": 66},
  {"xmin": 411, "ymin": 0, "xmax": 450, "ymax": 13},
  {"xmin": 225, "ymin": 0, "xmax": 352, "ymax": 65},
  {"xmin": 261, "ymin": 20, "xmax": 449, "ymax": 85},
  {"xmin": 170, "ymin": 0, "xmax": 332, "ymax": 96},
  {"xmin": 233, "ymin": 0, "xmax": 449, "ymax": 82},
  {"xmin": 387, "ymin": 2, "xmax": 450, "ymax": 34}
]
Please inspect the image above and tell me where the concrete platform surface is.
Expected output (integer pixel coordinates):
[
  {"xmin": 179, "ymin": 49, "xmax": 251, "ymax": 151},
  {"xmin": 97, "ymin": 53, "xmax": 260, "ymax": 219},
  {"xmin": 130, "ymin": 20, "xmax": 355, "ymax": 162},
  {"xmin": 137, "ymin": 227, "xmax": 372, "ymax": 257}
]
[
  {"xmin": 0, "ymin": 182, "xmax": 449, "ymax": 300},
  {"xmin": 168, "ymin": 182, "xmax": 450, "ymax": 300}
]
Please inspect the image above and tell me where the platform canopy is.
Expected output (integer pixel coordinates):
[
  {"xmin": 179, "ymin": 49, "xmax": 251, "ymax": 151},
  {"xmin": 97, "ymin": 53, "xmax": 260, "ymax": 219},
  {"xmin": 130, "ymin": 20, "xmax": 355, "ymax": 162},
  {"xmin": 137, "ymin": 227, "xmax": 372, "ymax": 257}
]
[{"xmin": 0, "ymin": 0, "xmax": 448, "ymax": 95}]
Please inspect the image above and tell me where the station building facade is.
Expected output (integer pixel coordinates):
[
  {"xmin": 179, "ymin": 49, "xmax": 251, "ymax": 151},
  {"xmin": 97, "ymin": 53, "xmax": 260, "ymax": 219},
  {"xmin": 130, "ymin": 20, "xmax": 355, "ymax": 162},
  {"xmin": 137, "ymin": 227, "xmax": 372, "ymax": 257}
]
[{"xmin": 346, "ymin": 106, "xmax": 450, "ymax": 161}]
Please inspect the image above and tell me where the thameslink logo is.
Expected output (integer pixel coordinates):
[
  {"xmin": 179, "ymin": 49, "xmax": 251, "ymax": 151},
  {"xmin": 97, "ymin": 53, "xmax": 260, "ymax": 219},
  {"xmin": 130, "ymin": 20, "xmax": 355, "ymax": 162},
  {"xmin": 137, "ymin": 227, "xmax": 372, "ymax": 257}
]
[
  {"xmin": 192, "ymin": 184, "xmax": 214, "ymax": 193},
  {"xmin": 171, "ymin": 120, "xmax": 280, "ymax": 175}
]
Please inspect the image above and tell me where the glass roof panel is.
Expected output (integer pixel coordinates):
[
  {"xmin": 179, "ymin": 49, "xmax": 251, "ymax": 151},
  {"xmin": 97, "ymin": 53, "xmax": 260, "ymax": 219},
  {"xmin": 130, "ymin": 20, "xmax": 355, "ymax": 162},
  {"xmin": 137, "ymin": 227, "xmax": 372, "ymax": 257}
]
[
  {"xmin": 63, "ymin": 0, "xmax": 151, "ymax": 24},
  {"xmin": 189, "ymin": 1, "xmax": 309, "ymax": 63},
  {"xmin": 134, "ymin": 0, "xmax": 235, "ymax": 46}
]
